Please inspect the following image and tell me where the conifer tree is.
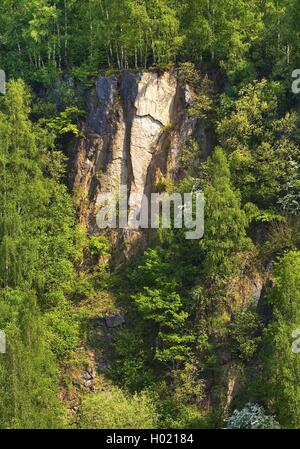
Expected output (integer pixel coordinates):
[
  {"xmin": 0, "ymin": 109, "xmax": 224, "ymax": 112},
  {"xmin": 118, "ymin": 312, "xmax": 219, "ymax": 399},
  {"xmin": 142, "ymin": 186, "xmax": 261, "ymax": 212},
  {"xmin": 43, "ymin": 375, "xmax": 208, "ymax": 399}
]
[{"xmin": 262, "ymin": 251, "xmax": 300, "ymax": 428}]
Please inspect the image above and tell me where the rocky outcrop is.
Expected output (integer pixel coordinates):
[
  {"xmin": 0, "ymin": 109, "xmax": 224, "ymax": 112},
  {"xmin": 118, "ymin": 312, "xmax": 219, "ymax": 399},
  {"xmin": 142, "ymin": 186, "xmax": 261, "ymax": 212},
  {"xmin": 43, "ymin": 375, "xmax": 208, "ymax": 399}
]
[
  {"xmin": 105, "ymin": 314, "xmax": 125, "ymax": 328},
  {"xmin": 69, "ymin": 69, "xmax": 211, "ymax": 257}
]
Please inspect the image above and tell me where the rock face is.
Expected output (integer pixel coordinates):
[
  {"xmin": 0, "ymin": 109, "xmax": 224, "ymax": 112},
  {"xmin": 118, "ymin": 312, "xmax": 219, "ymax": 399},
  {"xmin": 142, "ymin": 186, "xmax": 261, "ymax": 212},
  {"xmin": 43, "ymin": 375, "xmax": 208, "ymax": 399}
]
[
  {"xmin": 70, "ymin": 69, "xmax": 209, "ymax": 255},
  {"xmin": 105, "ymin": 314, "xmax": 125, "ymax": 329},
  {"xmin": 129, "ymin": 72, "xmax": 176, "ymax": 214}
]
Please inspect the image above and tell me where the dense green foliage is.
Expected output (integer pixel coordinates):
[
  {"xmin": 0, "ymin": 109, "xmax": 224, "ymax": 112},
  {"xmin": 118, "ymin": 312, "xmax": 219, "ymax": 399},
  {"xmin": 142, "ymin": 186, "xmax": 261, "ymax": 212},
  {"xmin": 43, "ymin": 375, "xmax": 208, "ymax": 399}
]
[
  {"xmin": 0, "ymin": 80, "xmax": 82, "ymax": 428},
  {"xmin": 260, "ymin": 251, "xmax": 300, "ymax": 428},
  {"xmin": 0, "ymin": 0, "xmax": 300, "ymax": 431},
  {"xmin": 1, "ymin": 0, "xmax": 300, "ymax": 82},
  {"xmin": 79, "ymin": 387, "xmax": 158, "ymax": 429}
]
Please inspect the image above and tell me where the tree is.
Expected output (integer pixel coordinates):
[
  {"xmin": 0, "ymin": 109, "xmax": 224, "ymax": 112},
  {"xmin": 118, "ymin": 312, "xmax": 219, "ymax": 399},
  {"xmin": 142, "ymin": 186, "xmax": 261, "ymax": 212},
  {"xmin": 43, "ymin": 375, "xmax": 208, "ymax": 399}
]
[
  {"xmin": 0, "ymin": 80, "xmax": 81, "ymax": 310},
  {"xmin": 0, "ymin": 291, "xmax": 64, "ymax": 429},
  {"xmin": 179, "ymin": 0, "xmax": 263, "ymax": 79},
  {"xmin": 257, "ymin": 0, "xmax": 300, "ymax": 77},
  {"xmin": 217, "ymin": 80, "xmax": 299, "ymax": 208},
  {"xmin": 261, "ymin": 251, "xmax": 300, "ymax": 428},
  {"xmin": 0, "ymin": 80, "xmax": 81, "ymax": 426},
  {"xmin": 130, "ymin": 248, "xmax": 195, "ymax": 363},
  {"xmin": 200, "ymin": 147, "xmax": 251, "ymax": 279}
]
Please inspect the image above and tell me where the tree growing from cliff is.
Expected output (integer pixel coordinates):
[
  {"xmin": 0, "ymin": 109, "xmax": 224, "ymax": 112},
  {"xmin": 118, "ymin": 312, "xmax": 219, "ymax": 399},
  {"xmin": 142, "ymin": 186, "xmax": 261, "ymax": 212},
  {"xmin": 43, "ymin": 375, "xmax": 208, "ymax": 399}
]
[
  {"xmin": 200, "ymin": 147, "xmax": 251, "ymax": 280},
  {"xmin": 130, "ymin": 248, "xmax": 195, "ymax": 364}
]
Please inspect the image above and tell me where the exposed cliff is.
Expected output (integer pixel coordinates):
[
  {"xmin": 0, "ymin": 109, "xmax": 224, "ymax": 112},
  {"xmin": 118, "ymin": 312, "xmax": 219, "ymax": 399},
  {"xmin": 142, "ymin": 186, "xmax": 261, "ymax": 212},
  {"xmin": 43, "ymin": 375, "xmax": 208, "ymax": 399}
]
[
  {"xmin": 65, "ymin": 70, "xmax": 267, "ymax": 411},
  {"xmin": 69, "ymin": 69, "xmax": 212, "ymax": 257}
]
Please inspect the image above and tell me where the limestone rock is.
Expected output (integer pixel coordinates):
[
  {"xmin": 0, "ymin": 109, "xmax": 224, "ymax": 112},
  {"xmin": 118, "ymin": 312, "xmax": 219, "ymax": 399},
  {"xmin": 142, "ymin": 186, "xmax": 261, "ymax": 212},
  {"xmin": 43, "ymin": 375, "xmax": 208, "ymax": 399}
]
[
  {"xmin": 105, "ymin": 314, "xmax": 125, "ymax": 328},
  {"xmin": 71, "ymin": 69, "xmax": 202, "ymax": 253}
]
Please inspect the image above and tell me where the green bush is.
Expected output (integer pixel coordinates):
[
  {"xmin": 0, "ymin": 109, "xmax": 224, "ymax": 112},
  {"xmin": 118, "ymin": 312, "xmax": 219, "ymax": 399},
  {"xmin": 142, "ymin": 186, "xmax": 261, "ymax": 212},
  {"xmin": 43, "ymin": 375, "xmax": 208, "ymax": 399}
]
[
  {"xmin": 79, "ymin": 387, "xmax": 158, "ymax": 429},
  {"xmin": 226, "ymin": 403, "xmax": 280, "ymax": 429},
  {"xmin": 229, "ymin": 311, "xmax": 262, "ymax": 361}
]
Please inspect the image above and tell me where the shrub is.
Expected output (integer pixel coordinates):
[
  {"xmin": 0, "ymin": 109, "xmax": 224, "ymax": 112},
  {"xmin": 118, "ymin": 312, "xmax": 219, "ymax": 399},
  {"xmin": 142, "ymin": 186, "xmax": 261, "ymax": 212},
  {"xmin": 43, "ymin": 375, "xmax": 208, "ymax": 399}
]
[
  {"xmin": 79, "ymin": 387, "xmax": 158, "ymax": 429},
  {"xmin": 229, "ymin": 311, "xmax": 262, "ymax": 361},
  {"xmin": 226, "ymin": 403, "xmax": 280, "ymax": 429}
]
